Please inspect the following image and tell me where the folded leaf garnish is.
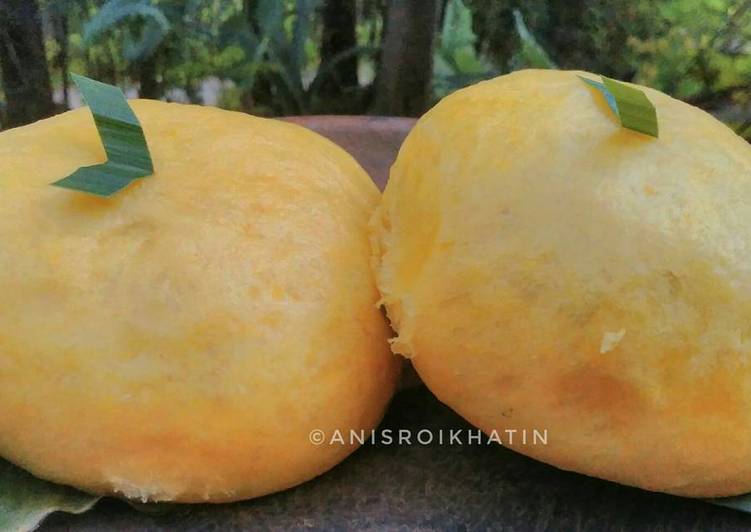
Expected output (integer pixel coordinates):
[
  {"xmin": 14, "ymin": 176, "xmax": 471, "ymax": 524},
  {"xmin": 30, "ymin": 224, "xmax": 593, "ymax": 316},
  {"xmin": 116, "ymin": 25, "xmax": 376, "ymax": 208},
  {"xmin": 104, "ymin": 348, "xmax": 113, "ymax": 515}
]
[
  {"xmin": 52, "ymin": 74, "xmax": 154, "ymax": 196},
  {"xmin": 579, "ymin": 75, "xmax": 659, "ymax": 138}
]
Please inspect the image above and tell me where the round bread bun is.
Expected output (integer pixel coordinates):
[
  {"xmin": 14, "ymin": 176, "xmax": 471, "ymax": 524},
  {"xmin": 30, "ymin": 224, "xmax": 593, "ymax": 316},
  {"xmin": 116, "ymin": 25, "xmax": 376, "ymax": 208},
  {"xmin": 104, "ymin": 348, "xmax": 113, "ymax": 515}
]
[
  {"xmin": 0, "ymin": 101, "xmax": 400, "ymax": 502},
  {"xmin": 371, "ymin": 69, "xmax": 751, "ymax": 497}
]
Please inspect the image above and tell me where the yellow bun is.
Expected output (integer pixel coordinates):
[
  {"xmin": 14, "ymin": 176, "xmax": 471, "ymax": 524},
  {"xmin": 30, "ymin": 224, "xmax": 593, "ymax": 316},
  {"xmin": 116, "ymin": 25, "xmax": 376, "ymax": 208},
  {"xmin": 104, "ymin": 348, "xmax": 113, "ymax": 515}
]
[
  {"xmin": 372, "ymin": 69, "xmax": 751, "ymax": 497},
  {"xmin": 0, "ymin": 101, "xmax": 400, "ymax": 502}
]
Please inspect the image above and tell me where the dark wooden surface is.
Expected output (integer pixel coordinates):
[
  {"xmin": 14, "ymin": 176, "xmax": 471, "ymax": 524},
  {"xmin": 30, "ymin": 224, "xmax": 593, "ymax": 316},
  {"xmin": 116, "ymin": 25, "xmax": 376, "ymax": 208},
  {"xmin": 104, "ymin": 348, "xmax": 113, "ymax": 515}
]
[
  {"xmin": 282, "ymin": 115, "xmax": 413, "ymax": 190},
  {"xmin": 39, "ymin": 116, "xmax": 751, "ymax": 531}
]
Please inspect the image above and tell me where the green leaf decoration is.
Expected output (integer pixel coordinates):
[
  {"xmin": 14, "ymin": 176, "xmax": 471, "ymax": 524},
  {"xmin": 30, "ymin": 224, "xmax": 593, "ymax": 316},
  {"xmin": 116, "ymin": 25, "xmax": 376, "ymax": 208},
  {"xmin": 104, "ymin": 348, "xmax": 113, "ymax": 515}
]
[
  {"xmin": 579, "ymin": 75, "xmax": 659, "ymax": 138},
  {"xmin": 0, "ymin": 458, "xmax": 100, "ymax": 532},
  {"xmin": 52, "ymin": 74, "xmax": 154, "ymax": 196}
]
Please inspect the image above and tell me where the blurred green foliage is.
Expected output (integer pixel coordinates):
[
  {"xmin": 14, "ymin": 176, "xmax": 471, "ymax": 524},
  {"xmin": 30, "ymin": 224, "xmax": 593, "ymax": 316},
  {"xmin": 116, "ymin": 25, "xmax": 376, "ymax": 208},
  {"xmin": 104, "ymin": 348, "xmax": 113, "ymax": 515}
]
[
  {"xmin": 2, "ymin": 0, "xmax": 751, "ymax": 137},
  {"xmin": 434, "ymin": 0, "xmax": 496, "ymax": 98},
  {"xmin": 467, "ymin": 0, "xmax": 751, "ymax": 136}
]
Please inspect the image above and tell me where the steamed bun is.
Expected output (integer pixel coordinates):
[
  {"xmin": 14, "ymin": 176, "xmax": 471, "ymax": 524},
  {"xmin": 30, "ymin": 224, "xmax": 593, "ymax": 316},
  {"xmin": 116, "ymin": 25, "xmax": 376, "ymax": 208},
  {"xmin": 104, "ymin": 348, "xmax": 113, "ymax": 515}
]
[
  {"xmin": 0, "ymin": 101, "xmax": 400, "ymax": 502},
  {"xmin": 372, "ymin": 69, "xmax": 751, "ymax": 496}
]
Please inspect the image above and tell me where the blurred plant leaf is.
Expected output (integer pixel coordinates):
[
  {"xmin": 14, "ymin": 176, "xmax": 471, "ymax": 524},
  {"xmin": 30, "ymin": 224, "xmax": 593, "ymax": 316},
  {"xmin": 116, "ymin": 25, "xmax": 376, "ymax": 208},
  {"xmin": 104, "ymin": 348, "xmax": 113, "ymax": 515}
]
[
  {"xmin": 434, "ymin": 0, "xmax": 496, "ymax": 97},
  {"xmin": 291, "ymin": 0, "xmax": 317, "ymax": 74},
  {"xmin": 511, "ymin": 8, "xmax": 556, "ymax": 69},
  {"xmin": 439, "ymin": 0, "xmax": 483, "ymax": 70},
  {"xmin": 708, "ymin": 494, "xmax": 751, "ymax": 513},
  {"xmin": 0, "ymin": 458, "xmax": 100, "ymax": 532},
  {"xmin": 254, "ymin": 0, "xmax": 286, "ymax": 36},
  {"xmin": 46, "ymin": 0, "xmax": 86, "ymax": 16},
  {"xmin": 309, "ymin": 44, "xmax": 379, "ymax": 100},
  {"xmin": 84, "ymin": 0, "xmax": 170, "ymax": 61},
  {"xmin": 272, "ymin": 0, "xmax": 319, "ymax": 109},
  {"xmin": 242, "ymin": 0, "xmax": 322, "ymax": 114},
  {"xmin": 123, "ymin": 18, "xmax": 169, "ymax": 62}
]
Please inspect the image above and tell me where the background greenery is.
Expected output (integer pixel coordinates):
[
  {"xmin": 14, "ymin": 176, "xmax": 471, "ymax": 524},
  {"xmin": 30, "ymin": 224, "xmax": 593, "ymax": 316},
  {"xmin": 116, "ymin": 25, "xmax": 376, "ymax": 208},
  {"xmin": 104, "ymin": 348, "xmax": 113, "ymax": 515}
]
[{"xmin": 0, "ymin": 0, "xmax": 749, "ymax": 139}]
